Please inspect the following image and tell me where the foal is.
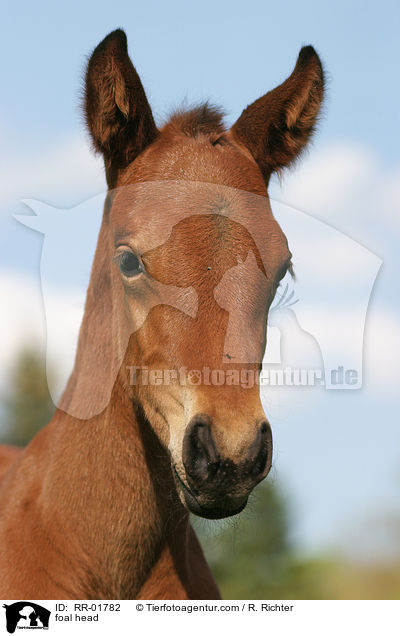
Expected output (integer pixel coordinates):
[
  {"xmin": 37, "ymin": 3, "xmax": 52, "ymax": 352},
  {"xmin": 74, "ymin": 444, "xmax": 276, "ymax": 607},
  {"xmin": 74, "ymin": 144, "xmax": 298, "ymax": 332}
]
[{"xmin": 0, "ymin": 30, "xmax": 324, "ymax": 599}]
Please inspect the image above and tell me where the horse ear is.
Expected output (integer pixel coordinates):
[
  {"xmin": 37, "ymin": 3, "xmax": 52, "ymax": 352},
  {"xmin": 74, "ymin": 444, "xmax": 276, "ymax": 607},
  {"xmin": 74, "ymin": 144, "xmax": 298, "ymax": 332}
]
[
  {"xmin": 231, "ymin": 46, "xmax": 324, "ymax": 178},
  {"xmin": 84, "ymin": 29, "xmax": 158, "ymax": 187}
]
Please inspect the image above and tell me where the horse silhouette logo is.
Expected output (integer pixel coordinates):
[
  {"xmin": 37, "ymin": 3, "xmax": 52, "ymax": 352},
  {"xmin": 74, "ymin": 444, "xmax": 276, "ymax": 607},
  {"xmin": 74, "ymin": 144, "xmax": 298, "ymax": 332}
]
[
  {"xmin": 2, "ymin": 602, "xmax": 50, "ymax": 633},
  {"xmin": 16, "ymin": 184, "xmax": 382, "ymax": 418}
]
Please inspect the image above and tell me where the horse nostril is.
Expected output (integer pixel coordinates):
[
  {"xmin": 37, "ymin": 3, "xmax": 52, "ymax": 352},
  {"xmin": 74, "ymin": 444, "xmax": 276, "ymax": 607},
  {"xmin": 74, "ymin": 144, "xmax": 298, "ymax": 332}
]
[
  {"xmin": 182, "ymin": 415, "xmax": 271, "ymax": 492},
  {"xmin": 248, "ymin": 419, "xmax": 272, "ymax": 479},
  {"xmin": 182, "ymin": 414, "xmax": 219, "ymax": 485},
  {"xmin": 207, "ymin": 460, "xmax": 220, "ymax": 478}
]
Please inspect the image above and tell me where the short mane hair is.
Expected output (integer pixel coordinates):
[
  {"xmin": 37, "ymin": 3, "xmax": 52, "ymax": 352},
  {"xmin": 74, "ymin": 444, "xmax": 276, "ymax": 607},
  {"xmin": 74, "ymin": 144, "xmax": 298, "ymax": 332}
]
[{"xmin": 165, "ymin": 103, "xmax": 226, "ymax": 137}]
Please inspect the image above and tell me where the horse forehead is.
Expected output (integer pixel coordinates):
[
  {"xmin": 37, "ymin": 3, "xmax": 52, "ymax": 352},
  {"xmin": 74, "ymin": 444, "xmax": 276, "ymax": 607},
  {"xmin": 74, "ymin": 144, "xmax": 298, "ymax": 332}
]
[{"xmin": 111, "ymin": 181, "xmax": 288, "ymax": 265}]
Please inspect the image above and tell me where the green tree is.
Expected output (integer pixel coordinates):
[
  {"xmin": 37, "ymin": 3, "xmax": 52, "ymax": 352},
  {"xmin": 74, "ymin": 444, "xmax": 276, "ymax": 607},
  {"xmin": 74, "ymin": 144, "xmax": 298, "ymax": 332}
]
[
  {"xmin": 193, "ymin": 480, "xmax": 330, "ymax": 599},
  {"xmin": 0, "ymin": 348, "xmax": 55, "ymax": 446}
]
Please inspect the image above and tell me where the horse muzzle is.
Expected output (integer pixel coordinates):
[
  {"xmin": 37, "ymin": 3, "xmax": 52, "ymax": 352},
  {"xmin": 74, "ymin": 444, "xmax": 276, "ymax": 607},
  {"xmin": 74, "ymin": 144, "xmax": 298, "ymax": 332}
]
[{"xmin": 173, "ymin": 413, "xmax": 272, "ymax": 519}]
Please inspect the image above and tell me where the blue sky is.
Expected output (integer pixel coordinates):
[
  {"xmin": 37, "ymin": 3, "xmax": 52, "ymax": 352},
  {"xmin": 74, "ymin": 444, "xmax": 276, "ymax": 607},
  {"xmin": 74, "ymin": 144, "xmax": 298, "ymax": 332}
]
[
  {"xmin": 1, "ymin": 0, "xmax": 400, "ymax": 558},
  {"xmin": 1, "ymin": 0, "xmax": 399, "ymax": 159}
]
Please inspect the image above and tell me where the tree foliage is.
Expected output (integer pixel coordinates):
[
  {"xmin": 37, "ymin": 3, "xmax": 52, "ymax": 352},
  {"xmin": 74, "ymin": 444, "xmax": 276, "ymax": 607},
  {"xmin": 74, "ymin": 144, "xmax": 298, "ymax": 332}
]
[
  {"xmin": 0, "ymin": 348, "xmax": 55, "ymax": 446},
  {"xmin": 193, "ymin": 481, "xmax": 331, "ymax": 599}
]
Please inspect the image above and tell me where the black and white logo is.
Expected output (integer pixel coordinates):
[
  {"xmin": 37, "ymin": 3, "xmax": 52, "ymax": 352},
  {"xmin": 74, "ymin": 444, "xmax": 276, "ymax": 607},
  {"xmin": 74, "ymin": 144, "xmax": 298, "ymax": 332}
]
[{"xmin": 2, "ymin": 603, "xmax": 50, "ymax": 633}]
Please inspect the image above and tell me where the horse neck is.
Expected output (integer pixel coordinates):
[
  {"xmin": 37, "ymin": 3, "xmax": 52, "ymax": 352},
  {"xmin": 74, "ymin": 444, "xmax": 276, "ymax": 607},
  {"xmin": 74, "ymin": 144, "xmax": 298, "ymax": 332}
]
[
  {"xmin": 34, "ymin": 379, "xmax": 186, "ymax": 597},
  {"xmin": 37, "ymin": 210, "xmax": 188, "ymax": 596}
]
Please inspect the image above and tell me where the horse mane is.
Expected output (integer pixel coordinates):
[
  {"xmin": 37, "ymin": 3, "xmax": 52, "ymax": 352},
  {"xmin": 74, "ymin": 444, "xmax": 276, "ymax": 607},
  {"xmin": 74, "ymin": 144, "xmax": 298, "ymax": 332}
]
[{"xmin": 164, "ymin": 103, "xmax": 226, "ymax": 137}]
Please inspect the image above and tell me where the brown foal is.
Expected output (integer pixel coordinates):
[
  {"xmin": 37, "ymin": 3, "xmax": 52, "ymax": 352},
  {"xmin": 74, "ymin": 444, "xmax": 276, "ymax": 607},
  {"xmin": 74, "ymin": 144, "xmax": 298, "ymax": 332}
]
[{"xmin": 0, "ymin": 30, "xmax": 324, "ymax": 599}]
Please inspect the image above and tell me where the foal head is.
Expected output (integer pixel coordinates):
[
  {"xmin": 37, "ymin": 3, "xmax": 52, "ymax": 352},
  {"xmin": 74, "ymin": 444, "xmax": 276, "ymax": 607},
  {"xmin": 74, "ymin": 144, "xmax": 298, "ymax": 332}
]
[{"xmin": 81, "ymin": 30, "xmax": 324, "ymax": 518}]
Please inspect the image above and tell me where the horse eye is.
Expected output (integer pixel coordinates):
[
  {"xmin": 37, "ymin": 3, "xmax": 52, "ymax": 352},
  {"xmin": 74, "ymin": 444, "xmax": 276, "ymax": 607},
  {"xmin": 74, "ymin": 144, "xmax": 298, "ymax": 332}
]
[{"xmin": 118, "ymin": 251, "xmax": 143, "ymax": 277}]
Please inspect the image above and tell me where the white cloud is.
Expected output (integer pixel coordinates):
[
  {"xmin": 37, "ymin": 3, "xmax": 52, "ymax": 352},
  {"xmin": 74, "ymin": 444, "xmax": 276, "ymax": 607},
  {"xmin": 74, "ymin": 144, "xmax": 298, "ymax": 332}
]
[
  {"xmin": 270, "ymin": 141, "xmax": 400, "ymax": 250},
  {"xmin": 0, "ymin": 270, "xmax": 83, "ymax": 404},
  {"xmin": 263, "ymin": 301, "xmax": 400, "ymax": 410},
  {"xmin": 0, "ymin": 135, "xmax": 106, "ymax": 213},
  {"xmin": 271, "ymin": 142, "xmax": 376, "ymax": 216}
]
